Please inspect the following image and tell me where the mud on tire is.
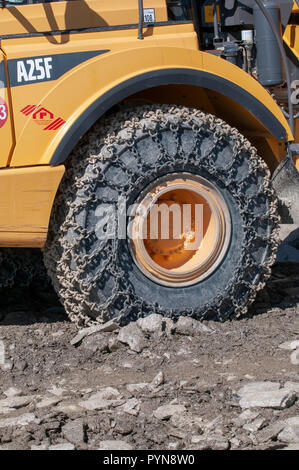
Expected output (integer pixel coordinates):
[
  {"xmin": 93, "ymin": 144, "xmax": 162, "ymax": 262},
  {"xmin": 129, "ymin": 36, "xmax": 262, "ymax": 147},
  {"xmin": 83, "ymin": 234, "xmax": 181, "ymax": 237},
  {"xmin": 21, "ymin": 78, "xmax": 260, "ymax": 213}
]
[{"xmin": 43, "ymin": 105, "xmax": 280, "ymax": 326}]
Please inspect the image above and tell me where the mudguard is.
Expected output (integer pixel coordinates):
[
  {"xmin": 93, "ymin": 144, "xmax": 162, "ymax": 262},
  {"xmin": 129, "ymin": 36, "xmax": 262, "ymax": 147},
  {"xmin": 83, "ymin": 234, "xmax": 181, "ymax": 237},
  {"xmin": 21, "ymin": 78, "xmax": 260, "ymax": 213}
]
[{"xmin": 6, "ymin": 45, "xmax": 292, "ymax": 168}]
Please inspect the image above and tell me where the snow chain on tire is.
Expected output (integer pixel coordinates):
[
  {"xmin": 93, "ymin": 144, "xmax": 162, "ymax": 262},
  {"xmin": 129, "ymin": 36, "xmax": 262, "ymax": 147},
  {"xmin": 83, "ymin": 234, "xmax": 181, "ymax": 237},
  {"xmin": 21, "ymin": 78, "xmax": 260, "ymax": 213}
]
[{"xmin": 43, "ymin": 105, "xmax": 280, "ymax": 327}]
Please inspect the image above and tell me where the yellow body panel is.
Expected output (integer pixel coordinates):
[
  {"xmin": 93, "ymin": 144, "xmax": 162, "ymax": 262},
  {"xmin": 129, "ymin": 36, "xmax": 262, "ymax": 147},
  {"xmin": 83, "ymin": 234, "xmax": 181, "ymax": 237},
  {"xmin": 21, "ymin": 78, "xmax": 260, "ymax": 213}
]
[
  {"xmin": 0, "ymin": 0, "xmax": 168, "ymax": 35},
  {"xmin": 1, "ymin": 25, "xmax": 292, "ymax": 168},
  {"xmin": 0, "ymin": 165, "xmax": 64, "ymax": 246},
  {"xmin": 0, "ymin": 1, "xmax": 295, "ymax": 247}
]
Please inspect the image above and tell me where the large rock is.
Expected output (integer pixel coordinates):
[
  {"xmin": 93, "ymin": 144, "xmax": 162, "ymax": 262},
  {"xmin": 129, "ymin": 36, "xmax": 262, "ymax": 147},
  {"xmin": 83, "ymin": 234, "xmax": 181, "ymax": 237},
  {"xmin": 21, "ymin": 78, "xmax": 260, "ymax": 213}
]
[
  {"xmin": 239, "ymin": 389, "xmax": 297, "ymax": 409},
  {"xmin": 79, "ymin": 387, "xmax": 122, "ymax": 411},
  {"xmin": 36, "ymin": 396, "xmax": 62, "ymax": 409},
  {"xmin": 150, "ymin": 371, "xmax": 164, "ymax": 388},
  {"xmin": 62, "ymin": 419, "xmax": 85, "ymax": 445},
  {"xmin": 233, "ymin": 409, "xmax": 259, "ymax": 427},
  {"xmin": 126, "ymin": 383, "xmax": 149, "ymax": 393},
  {"xmin": 189, "ymin": 435, "xmax": 229, "ymax": 450},
  {"xmin": 278, "ymin": 417, "xmax": 299, "ymax": 443},
  {"xmin": 0, "ymin": 413, "xmax": 39, "ymax": 428},
  {"xmin": 136, "ymin": 314, "xmax": 163, "ymax": 334},
  {"xmin": 153, "ymin": 404, "xmax": 186, "ymax": 420},
  {"xmin": 238, "ymin": 382, "xmax": 281, "ymax": 396},
  {"xmin": 3, "ymin": 387, "xmax": 22, "ymax": 398},
  {"xmin": 0, "ymin": 395, "xmax": 36, "ymax": 413},
  {"xmin": 70, "ymin": 319, "xmax": 120, "ymax": 346},
  {"xmin": 278, "ymin": 340, "xmax": 299, "ymax": 351},
  {"xmin": 121, "ymin": 398, "xmax": 140, "ymax": 416},
  {"xmin": 170, "ymin": 410, "xmax": 203, "ymax": 433},
  {"xmin": 117, "ymin": 323, "xmax": 147, "ymax": 353},
  {"xmin": 174, "ymin": 316, "xmax": 212, "ymax": 336},
  {"xmin": 243, "ymin": 417, "xmax": 265, "ymax": 432},
  {"xmin": 256, "ymin": 421, "xmax": 285, "ymax": 444},
  {"xmin": 81, "ymin": 332, "xmax": 109, "ymax": 353},
  {"xmin": 98, "ymin": 440, "xmax": 134, "ymax": 450}
]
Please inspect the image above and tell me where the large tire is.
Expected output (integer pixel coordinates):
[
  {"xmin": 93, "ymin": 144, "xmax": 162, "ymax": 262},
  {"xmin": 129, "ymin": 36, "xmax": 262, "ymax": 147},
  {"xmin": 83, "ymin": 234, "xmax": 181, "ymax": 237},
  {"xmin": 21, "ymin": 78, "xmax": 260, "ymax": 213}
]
[{"xmin": 44, "ymin": 105, "xmax": 279, "ymax": 326}]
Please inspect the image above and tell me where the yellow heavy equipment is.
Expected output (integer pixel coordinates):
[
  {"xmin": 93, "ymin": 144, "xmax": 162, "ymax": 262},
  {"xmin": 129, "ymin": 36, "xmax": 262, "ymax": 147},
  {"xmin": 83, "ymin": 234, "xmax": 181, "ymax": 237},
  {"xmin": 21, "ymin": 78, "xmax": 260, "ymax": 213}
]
[{"xmin": 0, "ymin": 0, "xmax": 298, "ymax": 325}]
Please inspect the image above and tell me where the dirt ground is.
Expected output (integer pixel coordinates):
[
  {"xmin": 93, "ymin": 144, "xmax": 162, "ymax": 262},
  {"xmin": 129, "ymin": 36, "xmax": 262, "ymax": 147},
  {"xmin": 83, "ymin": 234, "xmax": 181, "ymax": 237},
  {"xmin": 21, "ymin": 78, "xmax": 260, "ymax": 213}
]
[{"xmin": 0, "ymin": 230, "xmax": 298, "ymax": 450}]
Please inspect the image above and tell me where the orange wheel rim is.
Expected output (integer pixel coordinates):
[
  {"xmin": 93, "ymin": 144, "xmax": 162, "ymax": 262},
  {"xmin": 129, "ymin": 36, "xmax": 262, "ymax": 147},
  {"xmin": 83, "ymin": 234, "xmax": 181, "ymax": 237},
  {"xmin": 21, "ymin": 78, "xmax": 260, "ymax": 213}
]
[{"xmin": 128, "ymin": 173, "xmax": 231, "ymax": 287}]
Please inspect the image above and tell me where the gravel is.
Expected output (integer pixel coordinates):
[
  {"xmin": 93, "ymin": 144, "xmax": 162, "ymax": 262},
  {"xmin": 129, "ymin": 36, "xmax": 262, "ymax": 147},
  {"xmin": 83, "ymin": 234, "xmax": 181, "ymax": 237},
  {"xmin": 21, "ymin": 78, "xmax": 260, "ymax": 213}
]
[{"xmin": 0, "ymin": 230, "xmax": 298, "ymax": 450}]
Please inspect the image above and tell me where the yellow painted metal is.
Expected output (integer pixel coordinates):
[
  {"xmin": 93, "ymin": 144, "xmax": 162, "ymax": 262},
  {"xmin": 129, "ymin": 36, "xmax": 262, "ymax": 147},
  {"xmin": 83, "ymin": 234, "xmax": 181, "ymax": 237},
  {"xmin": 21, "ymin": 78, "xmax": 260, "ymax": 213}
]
[
  {"xmin": 0, "ymin": 49, "xmax": 15, "ymax": 167},
  {"xmin": 0, "ymin": 232, "xmax": 46, "ymax": 248},
  {"xmin": 284, "ymin": 24, "xmax": 299, "ymax": 60},
  {"xmin": 0, "ymin": 165, "xmax": 64, "ymax": 246},
  {"xmin": 0, "ymin": 0, "xmax": 168, "ymax": 35},
  {"xmin": 0, "ymin": 1, "xmax": 295, "ymax": 247},
  {"xmin": 3, "ymin": 34, "xmax": 291, "ymax": 168},
  {"xmin": 0, "ymin": 1, "xmax": 291, "ymax": 171}
]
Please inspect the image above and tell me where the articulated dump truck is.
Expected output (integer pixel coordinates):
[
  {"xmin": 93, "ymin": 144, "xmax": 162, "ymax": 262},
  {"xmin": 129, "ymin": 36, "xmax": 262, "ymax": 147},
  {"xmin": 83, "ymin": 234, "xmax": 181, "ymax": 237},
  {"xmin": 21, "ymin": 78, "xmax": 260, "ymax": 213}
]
[{"xmin": 0, "ymin": 0, "xmax": 298, "ymax": 326}]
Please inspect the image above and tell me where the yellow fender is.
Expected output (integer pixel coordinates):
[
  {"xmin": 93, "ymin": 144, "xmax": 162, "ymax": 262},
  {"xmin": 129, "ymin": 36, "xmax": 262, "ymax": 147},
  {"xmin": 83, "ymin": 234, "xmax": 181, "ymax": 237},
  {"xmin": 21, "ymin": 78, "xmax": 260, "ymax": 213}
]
[{"xmin": 10, "ymin": 46, "xmax": 292, "ymax": 168}]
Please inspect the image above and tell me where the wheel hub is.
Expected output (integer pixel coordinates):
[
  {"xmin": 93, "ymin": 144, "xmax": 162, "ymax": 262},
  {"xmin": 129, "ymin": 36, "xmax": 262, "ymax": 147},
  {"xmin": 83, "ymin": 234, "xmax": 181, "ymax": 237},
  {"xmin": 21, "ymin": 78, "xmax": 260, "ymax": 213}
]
[{"xmin": 128, "ymin": 173, "xmax": 231, "ymax": 287}]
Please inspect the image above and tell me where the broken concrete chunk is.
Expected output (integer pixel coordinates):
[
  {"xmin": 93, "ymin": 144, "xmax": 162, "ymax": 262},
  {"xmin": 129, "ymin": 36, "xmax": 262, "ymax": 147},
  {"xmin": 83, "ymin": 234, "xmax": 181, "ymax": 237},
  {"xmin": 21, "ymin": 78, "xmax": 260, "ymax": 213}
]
[
  {"xmin": 121, "ymin": 398, "xmax": 140, "ymax": 416},
  {"xmin": 49, "ymin": 442, "xmax": 75, "ymax": 450},
  {"xmin": 278, "ymin": 340, "xmax": 299, "ymax": 351},
  {"xmin": 0, "ymin": 395, "xmax": 36, "ymax": 412},
  {"xmin": 62, "ymin": 419, "xmax": 85, "ymax": 445},
  {"xmin": 136, "ymin": 314, "xmax": 163, "ymax": 334},
  {"xmin": 117, "ymin": 323, "xmax": 147, "ymax": 353},
  {"xmin": 36, "ymin": 396, "xmax": 62, "ymax": 409},
  {"xmin": 79, "ymin": 387, "xmax": 121, "ymax": 411},
  {"xmin": 126, "ymin": 383, "xmax": 149, "ymax": 393},
  {"xmin": 233, "ymin": 409, "xmax": 260, "ymax": 427},
  {"xmin": 81, "ymin": 332, "xmax": 109, "ymax": 353},
  {"xmin": 278, "ymin": 417, "xmax": 299, "ymax": 444},
  {"xmin": 150, "ymin": 371, "xmax": 164, "ymax": 388},
  {"xmin": 153, "ymin": 404, "xmax": 186, "ymax": 420},
  {"xmin": 98, "ymin": 440, "xmax": 134, "ymax": 450},
  {"xmin": 175, "ymin": 316, "xmax": 212, "ymax": 336},
  {"xmin": 238, "ymin": 382, "xmax": 281, "ymax": 396},
  {"xmin": 239, "ymin": 390, "xmax": 297, "ymax": 409},
  {"xmin": 243, "ymin": 418, "xmax": 266, "ymax": 433},
  {"xmin": 0, "ymin": 413, "xmax": 39, "ymax": 428},
  {"xmin": 70, "ymin": 319, "xmax": 120, "ymax": 346},
  {"xmin": 3, "ymin": 387, "xmax": 22, "ymax": 398}
]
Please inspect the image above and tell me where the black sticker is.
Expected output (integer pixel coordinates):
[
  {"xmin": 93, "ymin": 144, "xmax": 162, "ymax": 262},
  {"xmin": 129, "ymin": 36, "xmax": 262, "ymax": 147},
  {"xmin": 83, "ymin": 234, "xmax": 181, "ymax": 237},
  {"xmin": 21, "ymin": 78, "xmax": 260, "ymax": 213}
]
[{"xmin": 8, "ymin": 49, "xmax": 110, "ymax": 87}]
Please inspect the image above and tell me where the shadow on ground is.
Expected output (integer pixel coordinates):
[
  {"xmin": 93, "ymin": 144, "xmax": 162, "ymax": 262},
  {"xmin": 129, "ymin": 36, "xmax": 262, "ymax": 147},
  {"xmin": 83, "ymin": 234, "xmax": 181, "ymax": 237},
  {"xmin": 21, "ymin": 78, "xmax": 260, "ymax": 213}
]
[
  {"xmin": 0, "ymin": 260, "xmax": 298, "ymax": 326},
  {"xmin": 0, "ymin": 286, "xmax": 68, "ymax": 326}
]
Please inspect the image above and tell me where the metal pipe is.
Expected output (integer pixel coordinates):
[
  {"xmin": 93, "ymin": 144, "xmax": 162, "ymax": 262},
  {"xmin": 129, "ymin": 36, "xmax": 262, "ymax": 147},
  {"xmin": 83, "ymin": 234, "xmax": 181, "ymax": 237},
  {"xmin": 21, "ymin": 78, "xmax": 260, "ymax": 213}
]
[
  {"xmin": 138, "ymin": 0, "xmax": 144, "ymax": 40},
  {"xmin": 252, "ymin": 0, "xmax": 294, "ymax": 134},
  {"xmin": 213, "ymin": 0, "xmax": 220, "ymax": 41}
]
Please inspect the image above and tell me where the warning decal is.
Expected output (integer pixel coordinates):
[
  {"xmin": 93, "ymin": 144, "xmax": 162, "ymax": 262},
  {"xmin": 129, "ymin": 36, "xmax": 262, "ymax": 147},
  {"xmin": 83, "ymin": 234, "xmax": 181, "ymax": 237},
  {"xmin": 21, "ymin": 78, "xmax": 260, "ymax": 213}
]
[{"xmin": 20, "ymin": 104, "xmax": 66, "ymax": 131}]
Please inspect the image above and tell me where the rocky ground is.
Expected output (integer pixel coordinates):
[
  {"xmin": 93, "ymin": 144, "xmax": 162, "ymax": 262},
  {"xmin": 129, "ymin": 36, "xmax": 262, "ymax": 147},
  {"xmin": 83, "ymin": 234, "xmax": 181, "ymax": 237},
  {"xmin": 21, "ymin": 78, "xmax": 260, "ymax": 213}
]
[{"xmin": 0, "ymin": 226, "xmax": 298, "ymax": 451}]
